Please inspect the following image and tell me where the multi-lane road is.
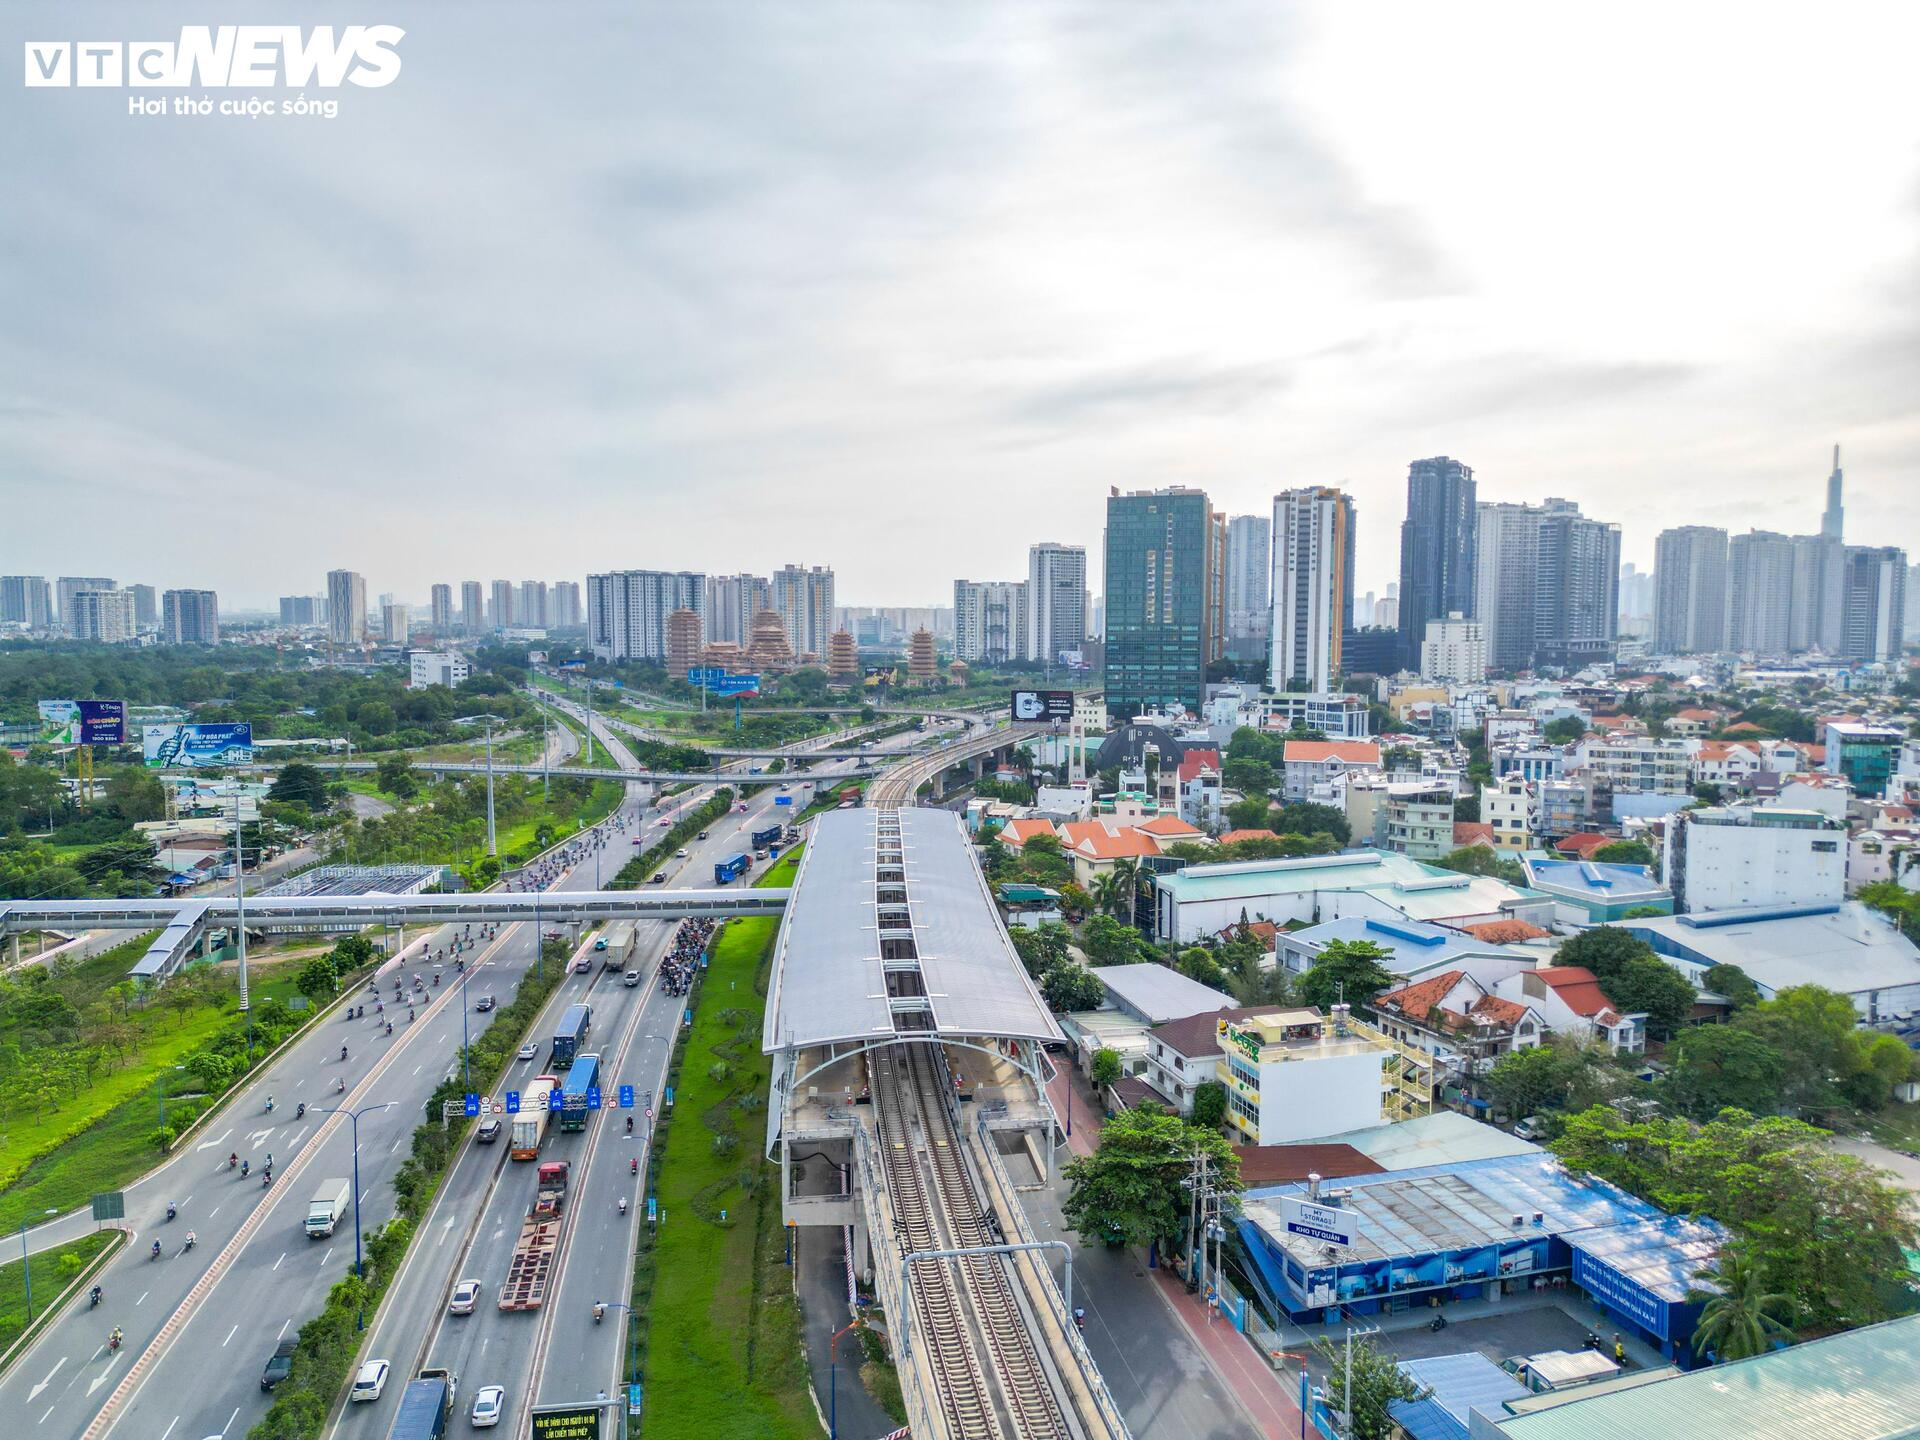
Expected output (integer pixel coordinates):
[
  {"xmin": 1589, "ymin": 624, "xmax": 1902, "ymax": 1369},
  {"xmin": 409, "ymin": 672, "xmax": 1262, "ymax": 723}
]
[{"xmin": 0, "ymin": 703, "xmax": 927, "ymax": 1440}]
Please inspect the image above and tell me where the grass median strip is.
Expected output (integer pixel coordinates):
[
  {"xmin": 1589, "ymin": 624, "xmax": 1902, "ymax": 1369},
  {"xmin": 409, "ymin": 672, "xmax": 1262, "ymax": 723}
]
[
  {"xmin": 0, "ymin": 1231, "xmax": 116, "ymax": 1354},
  {"xmin": 628, "ymin": 849, "xmax": 813, "ymax": 1440}
]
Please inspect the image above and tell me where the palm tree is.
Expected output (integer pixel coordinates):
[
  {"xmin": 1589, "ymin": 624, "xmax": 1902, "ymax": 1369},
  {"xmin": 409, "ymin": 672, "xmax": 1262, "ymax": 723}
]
[
  {"xmin": 1691, "ymin": 1246, "xmax": 1794, "ymax": 1361},
  {"xmin": 1108, "ymin": 859, "xmax": 1140, "ymax": 917},
  {"xmin": 1088, "ymin": 872, "xmax": 1119, "ymax": 917}
]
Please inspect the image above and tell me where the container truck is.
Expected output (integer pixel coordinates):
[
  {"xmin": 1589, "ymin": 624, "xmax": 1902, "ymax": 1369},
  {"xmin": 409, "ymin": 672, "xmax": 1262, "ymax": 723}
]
[
  {"xmin": 750, "ymin": 825, "xmax": 782, "ymax": 858},
  {"xmin": 306, "ymin": 1178, "xmax": 351, "ymax": 1238},
  {"xmin": 599, "ymin": 920, "xmax": 637, "ymax": 971},
  {"xmin": 386, "ymin": 1373, "xmax": 453, "ymax": 1440},
  {"xmin": 713, "ymin": 852, "xmax": 750, "ymax": 885},
  {"xmin": 559, "ymin": 1053, "xmax": 600, "ymax": 1133},
  {"xmin": 510, "ymin": 1076, "xmax": 560, "ymax": 1159},
  {"xmin": 551, "ymin": 1003, "xmax": 592, "ymax": 1067}
]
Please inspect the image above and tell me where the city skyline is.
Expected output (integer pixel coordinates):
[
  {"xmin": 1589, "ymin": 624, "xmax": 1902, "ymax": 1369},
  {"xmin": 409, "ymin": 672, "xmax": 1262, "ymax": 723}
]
[{"xmin": 4, "ymin": 5, "xmax": 1917, "ymax": 603}]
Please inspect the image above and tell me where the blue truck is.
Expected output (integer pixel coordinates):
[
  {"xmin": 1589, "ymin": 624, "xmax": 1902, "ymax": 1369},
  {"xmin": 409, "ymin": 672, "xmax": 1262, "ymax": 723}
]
[
  {"xmin": 385, "ymin": 1372, "xmax": 453, "ymax": 1439},
  {"xmin": 551, "ymin": 1003, "xmax": 592, "ymax": 1068},
  {"xmin": 559, "ymin": 1052, "xmax": 600, "ymax": 1133},
  {"xmin": 750, "ymin": 824, "xmax": 783, "ymax": 858},
  {"xmin": 713, "ymin": 853, "xmax": 750, "ymax": 885}
]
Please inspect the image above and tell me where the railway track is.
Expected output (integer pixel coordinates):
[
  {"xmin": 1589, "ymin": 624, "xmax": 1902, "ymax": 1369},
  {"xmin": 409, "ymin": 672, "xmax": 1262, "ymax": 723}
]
[{"xmin": 872, "ymin": 1040, "xmax": 1072, "ymax": 1440}]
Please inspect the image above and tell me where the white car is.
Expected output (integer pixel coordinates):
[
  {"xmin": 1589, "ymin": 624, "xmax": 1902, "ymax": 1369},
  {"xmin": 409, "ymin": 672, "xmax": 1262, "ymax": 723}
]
[
  {"xmin": 350, "ymin": 1359, "xmax": 389, "ymax": 1402},
  {"xmin": 448, "ymin": 1279, "xmax": 482, "ymax": 1315},
  {"xmin": 471, "ymin": 1384, "xmax": 506, "ymax": 1428},
  {"xmin": 517, "ymin": 1041, "xmax": 539, "ymax": 1061},
  {"xmin": 675, "ymin": 847, "xmax": 689, "ymax": 858}
]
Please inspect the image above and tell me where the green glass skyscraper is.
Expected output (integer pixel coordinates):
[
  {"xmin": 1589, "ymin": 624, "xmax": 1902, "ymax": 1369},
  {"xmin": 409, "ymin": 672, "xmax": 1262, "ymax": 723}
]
[{"xmin": 1102, "ymin": 487, "xmax": 1222, "ymax": 723}]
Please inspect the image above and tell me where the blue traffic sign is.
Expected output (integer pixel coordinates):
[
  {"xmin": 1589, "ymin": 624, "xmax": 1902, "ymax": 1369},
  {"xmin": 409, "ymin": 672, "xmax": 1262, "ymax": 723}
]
[
  {"xmin": 505, "ymin": 1091, "xmax": 521, "ymax": 1114},
  {"xmin": 627, "ymin": 1381, "xmax": 644, "ymax": 1418},
  {"xmin": 547, "ymin": 1088, "xmax": 564, "ymax": 1112},
  {"xmin": 619, "ymin": 1084, "xmax": 635, "ymax": 1108},
  {"xmin": 463, "ymin": 1093, "xmax": 481, "ymax": 1117},
  {"xmin": 774, "ymin": 795, "xmax": 792, "ymax": 806},
  {"xmin": 586, "ymin": 1086, "xmax": 602, "ymax": 1110},
  {"xmin": 647, "ymin": 1196, "xmax": 657, "ymax": 1222}
]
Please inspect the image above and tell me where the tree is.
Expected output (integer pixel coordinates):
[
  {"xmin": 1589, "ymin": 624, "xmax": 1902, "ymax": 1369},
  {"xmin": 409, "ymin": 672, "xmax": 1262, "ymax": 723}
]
[
  {"xmin": 1041, "ymin": 962, "xmax": 1106, "ymax": 1013},
  {"xmin": 295, "ymin": 955, "xmax": 340, "ymax": 1004},
  {"xmin": 1312, "ymin": 1332, "xmax": 1421, "ymax": 1440},
  {"xmin": 104, "ymin": 769, "xmax": 167, "ymax": 823},
  {"xmin": 1485, "ymin": 1045, "xmax": 1579, "ymax": 1119},
  {"xmin": 1431, "ymin": 846, "xmax": 1525, "ymax": 884},
  {"xmin": 1176, "ymin": 946, "xmax": 1227, "ymax": 991},
  {"xmin": 375, "ymin": 753, "xmax": 419, "ymax": 800},
  {"xmin": 1592, "ymin": 840, "xmax": 1655, "ymax": 867},
  {"xmin": 1088, "ymin": 873, "xmax": 1120, "ymax": 918},
  {"xmin": 1731, "ymin": 984, "xmax": 1869, "ymax": 1114},
  {"xmin": 1081, "ymin": 913, "xmax": 1143, "ymax": 967},
  {"xmin": 1011, "ymin": 921, "xmax": 1072, "ymax": 978},
  {"xmin": 1090, "ymin": 1048, "xmax": 1123, "ymax": 1088},
  {"xmin": 1221, "ymin": 757, "xmax": 1276, "ymax": 798},
  {"xmin": 1294, "ymin": 940, "xmax": 1396, "ymax": 1014},
  {"xmin": 1702, "ymin": 963, "xmax": 1761, "ymax": 1010},
  {"xmin": 1664, "ymin": 1027, "xmax": 1787, "ymax": 1120},
  {"xmin": 1190, "ymin": 1081, "xmax": 1227, "ymax": 1129},
  {"xmin": 1690, "ymin": 1245, "xmax": 1794, "ymax": 1361},
  {"xmin": 1552, "ymin": 926, "xmax": 1654, "ymax": 984},
  {"xmin": 1543, "ymin": 716, "xmax": 1587, "ymax": 744},
  {"xmin": 1062, "ymin": 1106, "xmax": 1239, "ymax": 1250},
  {"xmin": 1057, "ymin": 883, "xmax": 1092, "ymax": 920},
  {"xmin": 1224, "ymin": 796, "xmax": 1273, "ymax": 832},
  {"xmin": 1602, "ymin": 955, "xmax": 1695, "ymax": 1039},
  {"xmin": 269, "ymin": 762, "xmax": 332, "ymax": 812},
  {"xmin": 1272, "ymin": 801, "xmax": 1350, "ymax": 846}
]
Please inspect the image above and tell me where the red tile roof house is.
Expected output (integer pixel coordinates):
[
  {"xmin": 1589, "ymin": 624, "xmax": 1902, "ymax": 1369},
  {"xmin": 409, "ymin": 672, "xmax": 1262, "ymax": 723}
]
[
  {"xmin": 1137, "ymin": 813, "xmax": 1207, "ymax": 845},
  {"xmin": 1452, "ymin": 821, "xmax": 1495, "ymax": 850},
  {"xmin": 1282, "ymin": 739, "xmax": 1381, "ymax": 801},
  {"xmin": 1494, "ymin": 965, "xmax": 1646, "ymax": 1054},
  {"xmin": 1174, "ymin": 748, "xmax": 1224, "ymax": 828},
  {"xmin": 1371, "ymin": 971, "xmax": 1546, "ymax": 1083},
  {"xmin": 1058, "ymin": 818, "xmax": 1164, "ymax": 889},
  {"xmin": 994, "ymin": 817, "xmax": 1059, "ymax": 851},
  {"xmin": 1554, "ymin": 832, "xmax": 1615, "ymax": 862}
]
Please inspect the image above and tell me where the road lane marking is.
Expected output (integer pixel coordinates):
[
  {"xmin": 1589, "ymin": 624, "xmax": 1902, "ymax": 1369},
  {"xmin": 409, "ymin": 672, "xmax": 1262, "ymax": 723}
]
[
  {"xmin": 29, "ymin": 1357, "xmax": 67, "ymax": 1400},
  {"xmin": 206, "ymin": 1207, "xmax": 219, "ymax": 1219},
  {"xmin": 321, "ymin": 1247, "xmax": 334, "ymax": 1268},
  {"xmin": 222, "ymin": 1405, "xmax": 239, "ymax": 1435},
  {"xmin": 87, "ymin": 1360, "xmax": 120, "ymax": 1395},
  {"xmin": 277, "ymin": 1317, "xmax": 292, "ymax": 1339},
  {"xmin": 41, "ymin": 1405, "xmax": 55, "ymax": 1424},
  {"xmin": 221, "ymin": 1325, "xmax": 238, "ymax": 1348},
  {"xmin": 158, "ymin": 1418, "xmax": 178, "ymax": 1440},
  {"xmin": 272, "ymin": 1253, "xmax": 284, "ymax": 1271},
  {"xmin": 136, "ymin": 1292, "xmax": 147, "ymax": 1306}
]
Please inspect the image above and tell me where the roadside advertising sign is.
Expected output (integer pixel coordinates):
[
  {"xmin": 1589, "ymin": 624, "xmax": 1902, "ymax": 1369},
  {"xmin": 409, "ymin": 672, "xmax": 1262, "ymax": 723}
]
[
  {"xmin": 1010, "ymin": 690, "xmax": 1073, "ymax": 723},
  {"xmin": 1280, "ymin": 1195, "xmax": 1353, "ymax": 1248},
  {"xmin": 529, "ymin": 1403, "xmax": 603, "ymax": 1440},
  {"xmin": 143, "ymin": 722, "xmax": 254, "ymax": 768},
  {"xmin": 37, "ymin": 700, "xmax": 79, "ymax": 742},
  {"xmin": 78, "ymin": 699, "xmax": 126, "ymax": 744},
  {"xmin": 713, "ymin": 673, "xmax": 761, "ymax": 696}
]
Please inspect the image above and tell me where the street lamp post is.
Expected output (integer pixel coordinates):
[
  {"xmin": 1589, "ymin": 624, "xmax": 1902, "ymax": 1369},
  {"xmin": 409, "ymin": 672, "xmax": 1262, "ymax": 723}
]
[
  {"xmin": 19, "ymin": 1208, "xmax": 56, "ymax": 1322},
  {"xmin": 594, "ymin": 1299, "xmax": 640, "ymax": 1440},
  {"xmin": 315, "ymin": 1101, "xmax": 397, "ymax": 1330}
]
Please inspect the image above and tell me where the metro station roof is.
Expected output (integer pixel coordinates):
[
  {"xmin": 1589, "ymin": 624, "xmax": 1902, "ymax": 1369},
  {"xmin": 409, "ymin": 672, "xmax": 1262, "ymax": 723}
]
[{"xmin": 762, "ymin": 807, "xmax": 1061, "ymax": 1053}]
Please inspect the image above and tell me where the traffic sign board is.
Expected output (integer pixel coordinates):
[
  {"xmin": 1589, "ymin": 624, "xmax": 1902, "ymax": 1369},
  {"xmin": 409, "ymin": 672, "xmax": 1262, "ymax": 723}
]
[
  {"xmin": 505, "ymin": 1091, "xmax": 521, "ymax": 1114},
  {"xmin": 618, "ymin": 1084, "xmax": 635, "ymax": 1108},
  {"xmin": 586, "ymin": 1086, "xmax": 602, "ymax": 1110},
  {"xmin": 464, "ymin": 1093, "xmax": 481, "ymax": 1118},
  {"xmin": 547, "ymin": 1088, "xmax": 564, "ymax": 1112}
]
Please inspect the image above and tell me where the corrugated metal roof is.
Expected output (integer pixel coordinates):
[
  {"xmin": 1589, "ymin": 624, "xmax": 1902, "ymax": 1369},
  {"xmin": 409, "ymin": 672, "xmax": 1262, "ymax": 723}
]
[
  {"xmin": 761, "ymin": 808, "xmax": 1060, "ymax": 1052},
  {"xmin": 1493, "ymin": 1314, "xmax": 1920, "ymax": 1440}
]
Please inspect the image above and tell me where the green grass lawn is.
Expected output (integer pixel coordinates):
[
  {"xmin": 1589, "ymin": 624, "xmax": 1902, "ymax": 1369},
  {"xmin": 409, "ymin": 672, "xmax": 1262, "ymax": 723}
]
[
  {"xmin": 0, "ymin": 1231, "xmax": 117, "ymax": 1352},
  {"xmin": 632, "ymin": 849, "xmax": 813, "ymax": 1440},
  {"xmin": 0, "ymin": 951, "xmax": 313, "ymax": 1232},
  {"xmin": 492, "ymin": 777, "xmax": 625, "ymax": 860}
]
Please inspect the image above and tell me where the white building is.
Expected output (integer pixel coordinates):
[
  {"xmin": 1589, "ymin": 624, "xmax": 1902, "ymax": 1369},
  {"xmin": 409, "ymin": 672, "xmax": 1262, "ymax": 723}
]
[
  {"xmin": 429, "ymin": 584, "xmax": 454, "ymax": 635},
  {"xmin": 586, "ymin": 569, "xmax": 705, "ymax": 662},
  {"xmin": 381, "ymin": 602, "xmax": 410, "ymax": 645},
  {"xmin": 489, "ymin": 579, "xmax": 516, "ymax": 631},
  {"xmin": 460, "ymin": 580, "xmax": 484, "ymax": 635},
  {"xmin": 1203, "ymin": 686, "xmax": 1371, "ymax": 741},
  {"xmin": 161, "ymin": 589, "xmax": 219, "ymax": 646},
  {"xmin": 57, "ymin": 576, "xmax": 115, "ymax": 636},
  {"xmin": 771, "ymin": 564, "xmax": 835, "ymax": 661},
  {"xmin": 1216, "ymin": 1008, "xmax": 1398, "ymax": 1145},
  {"xmin": 550, "ymin": 580, "xmax": 583, "ymax": 630},
  {"xmin": 0, "ymin": 575, "xmax": 52, "ymax": 630},
  {"xmin": 1419, "ymin": 613, "xmax": 1487, "ymax": 684},
  {"xmin": 409, "ymin": 651, "xmax": 471, "ymax": 689},
  {"xmin": 1664, "ymin": 803, "xmax": 1846, "ymax": 914},
  {"xmin": 326, "ymin": 569, "xmax": 367, "ymax": 645},
  {"xmin": 69, "ymin": 587, "xmax": 135, "ymax": 643},
  {"xmin": 1481, "ymin": 772, "xmax": 1534, "ymax": 852},
  {"xmin": 517, "ymin": 580, "xmax": 549, "ymax": 630},
  {"xmin": 1574, "ymin": 735, "xmax": 1692, "ymax": 795},
  {"xmin": 1270, "ymin": 487, "xmax": 1353, "ymax": 694},
  {"xmin": 1027, "ymin": 542, "xmax": 1089, "ymax": 661},
  {"xmin": 953, "ymin": 578, "xmax": 1027, "ymax": 665},
  {"xmin": 704, "ymin": 573, "xmax": 771, "ymax": 647}
]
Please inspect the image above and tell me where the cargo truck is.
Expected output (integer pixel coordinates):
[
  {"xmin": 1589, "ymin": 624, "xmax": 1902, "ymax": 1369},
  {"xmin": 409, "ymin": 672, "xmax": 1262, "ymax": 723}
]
[
  {"xmin": 559, "ymin": 1053, "xmax": 600, "ymax": 1133},
  {"xmin": 306, "ymin": 1178, "xmax": 351, "ymax": 1239},
  {"xmin": 499, "ymin": 1161, "xmax": 569, "ymax": 1310},
  {"xmin": 599, "ymin": 920, "xmax": 637, "ymax": 970},
  {"xmin": 510, "ymin": 1076, "xmax": 560, "ymax": 1159},
  {"xmin": 386, "ymin": 1372, "xmax": 454, "ymax": 1440},
  {"xmin": 750, "ymin": 824, "xmax": 782, "ymax": 858},
  {"xmin": 551, "ymin": 1003, "xmax": 592, "ymax": 1068},
  {"xmin": 713, "ymin": 852, "xmax": 749, "ymax": 885}
]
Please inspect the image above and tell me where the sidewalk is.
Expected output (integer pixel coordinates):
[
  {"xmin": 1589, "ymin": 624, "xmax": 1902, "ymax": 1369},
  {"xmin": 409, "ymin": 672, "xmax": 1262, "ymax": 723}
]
[{"xmin": 1042, "ymin": 1055, "xmax": 1309, "ymax": 1440}]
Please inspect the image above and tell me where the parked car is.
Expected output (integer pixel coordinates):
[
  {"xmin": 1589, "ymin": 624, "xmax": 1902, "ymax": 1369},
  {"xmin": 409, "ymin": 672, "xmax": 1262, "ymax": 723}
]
[
  {"xmin": 517, "ymin": 1040, "xmax": 540, "ymax": 1061},
  {"xmin": 1513, "ymin": 1115, "xmax": 1547, "ymax": 1142},
  {"xmin": 261, "ymin": 1338, "xmax": 297, "ymax": 1391},
  {"xmin": 448, "ymin": 1279, "xmax": 482, "ymax": 1315},
  {"xmin": 476, "ymin": 1117, "xmax": 502, "ymax": 1145},
  {"xmin": 349, "ymin": 1359, "xmax": 389, "ymax": 1402},
  {"xmin": 471, "ymin": 1384, "xmax": 506, "ymax": 1428}
]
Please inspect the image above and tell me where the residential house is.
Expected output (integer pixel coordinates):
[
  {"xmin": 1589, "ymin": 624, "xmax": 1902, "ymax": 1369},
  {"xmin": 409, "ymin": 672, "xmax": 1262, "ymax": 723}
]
[
  {"xmin": 1370, "ymin": 971, "xmax": 1544, "ymax": 1085},
  {"xmin": 1215, "ymin": 1006, "xmax": 1429, "ymax": 1144},
  {"xmin": 1282, "ymin": 739, "xmax": 1381, "ymax": 802},
  {"xmin": 1481, "ymin": 772, "xmax": 1534, "ymax": 852},
  {"xmin": 1493, "ymin": 966, "xmax": 1646, "ymax": 1054},
  {"xmin": 1452, "ymin": 821, "xmax": 1495, "ymax": 850},
  {"xmin": 1689, "ymin": 740, "xmax": 1763, "ymax": 790},
  {"xmin": 1276, "ymin": 915, "xmax": 1539, "ymax": 989},
  {"xmin": 1144, "ymin": 1004, "xmax": 1292, "ymax": 1116},
  {"xmin": 1382, "ymin": 782, "xmax": 1455, "ymax": 860},
  {"xmin": 1520, "ymin": 858, "xmax": 1674, "ymax": 924},
  {"xmin": 1175, "ymin": 748, "xmax": 1224, "ymax": 829},
  {"xmin": 1058, "ymin": 818, "xmax": 1163, "ymax": 890}
]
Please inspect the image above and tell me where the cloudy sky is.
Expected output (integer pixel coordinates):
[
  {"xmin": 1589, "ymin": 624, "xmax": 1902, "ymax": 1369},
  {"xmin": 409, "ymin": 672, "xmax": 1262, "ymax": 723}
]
[{"xmin": 3, "ymin": 1, "xmax": 1917, "ymax": 609}]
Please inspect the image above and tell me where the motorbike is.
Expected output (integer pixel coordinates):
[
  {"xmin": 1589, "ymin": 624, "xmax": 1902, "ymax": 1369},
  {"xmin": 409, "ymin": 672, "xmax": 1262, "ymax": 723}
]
[
  {"xmin": 618, "ymin": 1196, "xmax": 627, "ymax": 1215},
  {"xmin": 183, "ymin": 1234, "xmax": 196, "ymax": 1253},
  {"xmin": 89, "ymin": 1288, "xmax": 103, "ymax": 1310},
  {"xmin": 1428, "ymin": 1314, "xmax": 1448, "ymax": 1332},
  {"xmin": 150, "ymin": 1240, "xmax": 162, "ymax": 1261},
  {"xmin": 296, "ymin": 1103, "xmax": 306, "ymax": 1121},
  {"xmin": 166, "ymin": 1205, "xmax": 176, "ymax": 1222},
  {"xmin": 108, "ymin": 1331, "xmax": 123, "ymax": 1353}
]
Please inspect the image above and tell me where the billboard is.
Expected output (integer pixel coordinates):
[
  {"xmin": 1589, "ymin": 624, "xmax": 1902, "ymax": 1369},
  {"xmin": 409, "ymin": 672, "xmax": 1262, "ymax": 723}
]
[
  {"xmin": 1011, "ymin": 690, "xmax": 1073, "ymax": 723},
  {"xmin": 1280, "ymin": 1195, "xmax": 1353, "ymax": 1248},
  {"xmin": 711, "ymin": 673, "xmax": 761, "ymax": 697},
  {"xmin": 529, "ymin": 1402, "xmax": 604, "ymax": 1439},
  {"xmin": 37, "ymin": 699, "xmax": 79, "ymax": 742},
  {"xmin": 144, "ymin": 723, "xmax": 255, "ymax": 768},
  {"xmin": 78, "ymin": 699, "xmax": 126, "ymax": 745}
]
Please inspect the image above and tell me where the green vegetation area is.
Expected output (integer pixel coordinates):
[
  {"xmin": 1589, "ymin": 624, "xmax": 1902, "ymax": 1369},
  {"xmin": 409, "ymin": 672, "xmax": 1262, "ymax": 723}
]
[
  {"xmin": 609, "ymin": 789, "xmax": 736, "ymax": 890},
  {"xmin": 629, "ymin": 849, "xmax": 814, "ymax": 1440},
  {"xmin": 0, "ymin": 1231, "xmax": 118, "ymax": 1354},
  {"xmin": 250, "ymin": 936, "xmax": 571, "ymax": 1439},
  {"xmin": 0, "ymin": 932, "xmax": 350, "ymax": 1231}
]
